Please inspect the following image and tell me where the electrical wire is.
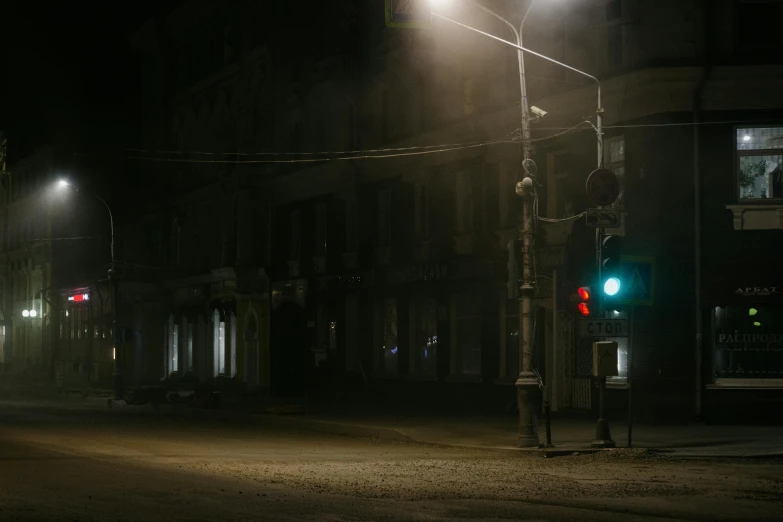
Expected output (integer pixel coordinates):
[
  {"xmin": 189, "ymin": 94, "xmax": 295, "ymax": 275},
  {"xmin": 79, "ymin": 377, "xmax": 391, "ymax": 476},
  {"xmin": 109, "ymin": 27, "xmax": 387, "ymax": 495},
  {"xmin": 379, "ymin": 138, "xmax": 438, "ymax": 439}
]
[
  {"xmin": 537, "ymin": 211, "xmax": 587, "ymax": 224},
  {"xmin": 125, "ymin": 130, "xmax": 523, "ymax": 158},
  {"xmin": 129, "ymin": 138, "xmax": 521, "ymax": 165}
]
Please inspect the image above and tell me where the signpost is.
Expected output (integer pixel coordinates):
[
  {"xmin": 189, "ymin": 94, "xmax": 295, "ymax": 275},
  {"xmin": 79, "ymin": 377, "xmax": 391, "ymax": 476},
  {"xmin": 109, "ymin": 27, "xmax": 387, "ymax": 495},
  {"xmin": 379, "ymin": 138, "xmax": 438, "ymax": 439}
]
[
  {"xmin": 586, "ymin": 208, "xmax": 621, "ymax": 228},
  {"xmin": 585, "ymin": 168, "xmax": 620, "ymax": 207},
  {"xmin": 578, "ymin": 319, "xmax": 628, "ymax": 337},
  {"xmin": 614, "ymin": 256, "xmax": 656, "ymax": 306}
]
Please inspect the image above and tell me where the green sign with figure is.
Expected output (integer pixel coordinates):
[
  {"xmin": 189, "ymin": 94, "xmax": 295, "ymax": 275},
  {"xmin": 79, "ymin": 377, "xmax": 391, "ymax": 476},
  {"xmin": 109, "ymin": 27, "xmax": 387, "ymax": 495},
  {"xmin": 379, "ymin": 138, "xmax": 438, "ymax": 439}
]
[
  {"xmin": 385, "ymin": 0, "xmax": 430, "ymax": 28},
  {"xmin": 614, "ymin": 256, "xmax": 656, "ymax": 306}
]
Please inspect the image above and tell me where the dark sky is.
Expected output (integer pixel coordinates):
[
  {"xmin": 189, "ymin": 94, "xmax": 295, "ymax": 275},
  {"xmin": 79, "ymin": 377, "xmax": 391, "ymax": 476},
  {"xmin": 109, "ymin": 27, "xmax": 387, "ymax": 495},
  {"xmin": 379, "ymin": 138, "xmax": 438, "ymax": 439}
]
[{"xmin": 1, "ymin": 1, "xmax": 180, "ymax": 160}]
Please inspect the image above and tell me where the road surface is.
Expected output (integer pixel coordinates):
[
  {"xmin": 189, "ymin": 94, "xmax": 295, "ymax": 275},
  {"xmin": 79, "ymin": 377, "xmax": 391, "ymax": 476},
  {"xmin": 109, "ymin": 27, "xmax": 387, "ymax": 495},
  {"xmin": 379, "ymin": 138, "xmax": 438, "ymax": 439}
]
[{"xmin": 0, "ymin": 398, "xmax": 781, "ymax": 521}]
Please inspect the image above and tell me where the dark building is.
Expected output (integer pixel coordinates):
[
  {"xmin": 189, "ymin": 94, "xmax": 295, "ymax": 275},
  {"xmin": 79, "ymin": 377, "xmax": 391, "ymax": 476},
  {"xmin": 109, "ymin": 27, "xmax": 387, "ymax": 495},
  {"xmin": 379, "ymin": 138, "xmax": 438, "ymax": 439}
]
[{"xmin": 125, "ymin": 0, "xmax": 783, "ymax": 421}]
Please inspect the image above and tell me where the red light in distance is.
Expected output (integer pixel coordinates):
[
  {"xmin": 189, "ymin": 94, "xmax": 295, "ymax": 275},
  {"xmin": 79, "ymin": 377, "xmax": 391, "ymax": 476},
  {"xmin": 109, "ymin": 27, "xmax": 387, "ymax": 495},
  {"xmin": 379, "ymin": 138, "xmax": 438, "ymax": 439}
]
[
  {"xmin": 578, "ymin": 303, "xmax": 590, "ymax": 316},
  {"xmin": 578, "ymin": 287, "xmax": 591, "ymax": 300}
]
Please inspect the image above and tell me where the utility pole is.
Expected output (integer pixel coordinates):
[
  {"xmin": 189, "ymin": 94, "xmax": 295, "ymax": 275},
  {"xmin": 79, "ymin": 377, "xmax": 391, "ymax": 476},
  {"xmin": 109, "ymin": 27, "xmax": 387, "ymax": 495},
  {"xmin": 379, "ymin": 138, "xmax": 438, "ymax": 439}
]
[{"xmin": 432, "ymin": 0, "xmax": 605, "ymax": 448}]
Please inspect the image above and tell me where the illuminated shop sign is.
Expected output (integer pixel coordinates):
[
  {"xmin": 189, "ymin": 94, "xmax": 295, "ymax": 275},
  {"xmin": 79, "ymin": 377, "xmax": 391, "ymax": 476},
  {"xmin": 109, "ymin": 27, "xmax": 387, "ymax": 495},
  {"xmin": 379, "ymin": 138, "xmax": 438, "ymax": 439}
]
[{"xmin": 68, "ymin": 293, "xmax": 90, "ymax": 302}]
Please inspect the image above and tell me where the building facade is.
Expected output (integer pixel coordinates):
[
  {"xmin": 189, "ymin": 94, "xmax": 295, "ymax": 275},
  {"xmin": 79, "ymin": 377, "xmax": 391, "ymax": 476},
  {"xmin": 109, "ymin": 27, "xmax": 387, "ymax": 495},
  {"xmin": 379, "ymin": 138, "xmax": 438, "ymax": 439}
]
[{"xmin": 128, "ymin": 0, "xmax": 783, "ymax": 420}]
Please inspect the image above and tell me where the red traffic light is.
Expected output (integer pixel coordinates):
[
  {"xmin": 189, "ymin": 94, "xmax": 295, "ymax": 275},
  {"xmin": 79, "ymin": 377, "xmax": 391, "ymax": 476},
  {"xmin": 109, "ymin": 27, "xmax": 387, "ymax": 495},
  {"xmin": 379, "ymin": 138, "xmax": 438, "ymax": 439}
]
[
  {"xmin": 578, "ymin": 286, "xmax": 591, "ymax": 300},
  {"xmin": 578, "ymin": 302, "xmax": 590, "ymax": 317}
]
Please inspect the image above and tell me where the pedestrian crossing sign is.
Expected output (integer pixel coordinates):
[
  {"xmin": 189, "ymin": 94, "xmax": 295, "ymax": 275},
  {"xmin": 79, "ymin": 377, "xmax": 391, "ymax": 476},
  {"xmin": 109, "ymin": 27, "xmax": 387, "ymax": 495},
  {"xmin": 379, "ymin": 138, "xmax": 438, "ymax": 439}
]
[{"xmin": 616, "ymin": 256, "xmax": 656, "ymax": 306}]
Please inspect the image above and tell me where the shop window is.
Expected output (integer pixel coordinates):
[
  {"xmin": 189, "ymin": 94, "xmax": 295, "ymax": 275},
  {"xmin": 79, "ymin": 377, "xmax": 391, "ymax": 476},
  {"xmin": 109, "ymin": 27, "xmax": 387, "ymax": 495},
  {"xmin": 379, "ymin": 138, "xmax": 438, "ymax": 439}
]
[
  {"xmin": 213, "ymin": 309, "xmax": 226, "ymax": 376},
  {"xmin": 456, "ymin": 295, "xmax": 482, "ymax": 376},
  {"xmin": 736, "ymin": 127, "xmax": 783, "ymax": 200},
  {"xmin": 186, "ymin": 323, "xmax": 194, "ymax": 374},
  {"xmin": 713, "ymin": 305, "xmax": 783, "ymax": 382},
  {"xmin": 413, "ymin": 297, "xmax": 438, "ymax": 377},
  {"xmin": 168, "ymin": 315, "xmax": 179, "ymax": 375},
  {"xmin": 376, "ymin": 298, "xmax": 398, "ymax": 376}
]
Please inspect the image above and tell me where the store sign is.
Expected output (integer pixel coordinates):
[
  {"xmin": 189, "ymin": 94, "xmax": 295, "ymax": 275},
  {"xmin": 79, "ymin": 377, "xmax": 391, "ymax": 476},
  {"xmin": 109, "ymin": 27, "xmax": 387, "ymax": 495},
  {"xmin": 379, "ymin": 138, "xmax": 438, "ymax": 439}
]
[
  {"xmin": 717, "ymin": 331, "xmax": 783, "ymax": 346},
  {"xmin": 735, "ymin": 287, "xmax": 779, "ymax": 297},
  {"xmin": 68, "ymin": 293, "xmax": 90, "ymax": 302}
]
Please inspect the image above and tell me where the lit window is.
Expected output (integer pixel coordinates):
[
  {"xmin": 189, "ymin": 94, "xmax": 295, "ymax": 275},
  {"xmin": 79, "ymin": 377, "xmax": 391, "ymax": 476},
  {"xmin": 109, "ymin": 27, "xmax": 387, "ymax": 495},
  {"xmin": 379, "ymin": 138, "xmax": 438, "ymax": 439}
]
[
  {"xmin": 413, "ymin": 297, "xmax": 438, "ymax": 377},
  {"xmin": 736, "ymin": 127, "xmax": 783, "ymax": 200},
  {"xmin": 713, "ymin": 305, "xmax": 783, "ymax": 381}
]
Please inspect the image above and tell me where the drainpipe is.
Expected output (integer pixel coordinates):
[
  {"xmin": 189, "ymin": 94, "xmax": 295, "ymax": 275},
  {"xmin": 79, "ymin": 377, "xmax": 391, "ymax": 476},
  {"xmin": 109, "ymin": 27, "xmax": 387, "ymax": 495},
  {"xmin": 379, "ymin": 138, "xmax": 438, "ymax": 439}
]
[{"xmin": 693, "ymin": 0, "xmax": 712, "ymax": 420}]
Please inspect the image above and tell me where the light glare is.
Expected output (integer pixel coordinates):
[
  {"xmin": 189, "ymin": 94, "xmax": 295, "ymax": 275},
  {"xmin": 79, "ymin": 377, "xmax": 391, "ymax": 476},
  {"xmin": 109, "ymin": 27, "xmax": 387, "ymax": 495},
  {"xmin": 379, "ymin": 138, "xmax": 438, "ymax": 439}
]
[
  {"xmin": 604, "ymin": 277, "xmax": 621, "ymax": 296},
  {"xmin": 22, "ymin": 310, "xmax": 30, "ymax": 317},
  {"xmin": 29, "ymin": 309, "xmax": 37, "ymax": 317}
]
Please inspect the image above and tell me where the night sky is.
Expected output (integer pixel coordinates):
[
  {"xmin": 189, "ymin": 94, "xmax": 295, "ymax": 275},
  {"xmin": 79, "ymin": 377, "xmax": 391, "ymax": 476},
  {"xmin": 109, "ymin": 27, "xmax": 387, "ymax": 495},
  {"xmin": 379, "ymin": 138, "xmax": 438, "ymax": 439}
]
[{"xmin": 2, "ymin": 1, "xmax": 180, "ymax": 161}]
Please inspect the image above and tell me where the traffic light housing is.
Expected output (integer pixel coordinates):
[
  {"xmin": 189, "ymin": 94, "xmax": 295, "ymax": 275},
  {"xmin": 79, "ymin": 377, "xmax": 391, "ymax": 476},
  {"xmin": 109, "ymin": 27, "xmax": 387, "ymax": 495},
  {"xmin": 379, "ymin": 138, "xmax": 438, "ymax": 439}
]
[
  {"xmin": 601, "ymin": 235, "xmax": 625, "ymax": 299},
  {"xmin": 506, "ymin": 239, "xmax": 521, "ymax": 300},
  {"xmin": 577, "ymin": 286, "xmax": 593, "ymax": 317}
]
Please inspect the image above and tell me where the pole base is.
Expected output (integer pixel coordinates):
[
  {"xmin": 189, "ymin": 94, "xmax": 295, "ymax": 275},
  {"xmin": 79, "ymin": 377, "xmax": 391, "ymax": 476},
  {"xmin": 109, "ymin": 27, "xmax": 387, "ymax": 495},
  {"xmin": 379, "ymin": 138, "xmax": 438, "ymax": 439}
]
[
  {"xmin": 516, "ymin": 377, "xmax": 540, "ymax": 448},
  {"xmin": 591, "ymin": 418, "xmax": 615, "ymax": 448}
]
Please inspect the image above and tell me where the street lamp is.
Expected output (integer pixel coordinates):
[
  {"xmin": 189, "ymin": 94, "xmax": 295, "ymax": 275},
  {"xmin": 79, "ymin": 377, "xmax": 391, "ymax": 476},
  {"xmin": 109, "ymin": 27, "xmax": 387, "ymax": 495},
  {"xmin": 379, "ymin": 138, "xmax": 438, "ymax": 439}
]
[
  {"xmin": 57, "ymin": 179, "xmax": 122, "ymax": 400},
  {"xmin": 431, "ymin": 0, "xmax": 605, "ymax": 448}
]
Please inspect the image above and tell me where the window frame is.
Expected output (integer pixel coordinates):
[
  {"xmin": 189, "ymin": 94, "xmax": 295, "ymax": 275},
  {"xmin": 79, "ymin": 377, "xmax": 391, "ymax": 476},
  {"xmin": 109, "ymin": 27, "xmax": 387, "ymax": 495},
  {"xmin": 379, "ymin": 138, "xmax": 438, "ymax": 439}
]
[{"xmin": 735, "ymin": 124, "xmax": 783, "ymax": 203}]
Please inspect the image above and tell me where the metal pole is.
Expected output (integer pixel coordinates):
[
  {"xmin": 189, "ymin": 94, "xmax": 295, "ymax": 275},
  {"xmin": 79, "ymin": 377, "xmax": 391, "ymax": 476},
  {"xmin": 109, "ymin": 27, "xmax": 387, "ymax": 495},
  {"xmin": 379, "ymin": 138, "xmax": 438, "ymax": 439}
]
[
  {"xmin": 517, "ymin": 178, "xmax": 539, "ymax": 447},
  {"xmin": 628, "ymin": 306, "xmax": 635, "ymax": 448}
]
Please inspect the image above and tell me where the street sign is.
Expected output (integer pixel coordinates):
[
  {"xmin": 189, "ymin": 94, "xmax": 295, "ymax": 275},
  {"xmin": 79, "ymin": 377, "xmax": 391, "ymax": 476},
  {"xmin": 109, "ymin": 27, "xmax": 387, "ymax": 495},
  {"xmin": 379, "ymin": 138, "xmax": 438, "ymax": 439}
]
[
  {"xmin": 586, "ymin": 168, "xmax": 620, "ymax": 207},
  {"xmin": 579, "ymin": 319, "xmax": 628, "ymax": 337},
  {"xmin": 586, "ymin": 208, "xmax": 621, "ymax": 228},
  {"xmin": 615, "ymin": 256, "xmax": 656, "ymax": 306},
  {"xmin": 385, "ymin": 0, "xmax": 429, "ymax": 28}
]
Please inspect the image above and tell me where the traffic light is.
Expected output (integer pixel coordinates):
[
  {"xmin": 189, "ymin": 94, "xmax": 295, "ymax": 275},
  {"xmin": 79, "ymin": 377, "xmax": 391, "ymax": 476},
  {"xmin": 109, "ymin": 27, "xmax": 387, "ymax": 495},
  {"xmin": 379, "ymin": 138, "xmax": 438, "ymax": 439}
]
[
  {"xmin": 507, "ymin": 239, "xmax": 521, "ymax": 299},
  {"xmin": 577, "ymin": 286, "xmax": 593, "ymax": 317},
  {"xmin": 601, "ymin": 234, "xmax": 625, "ymax": 298}
]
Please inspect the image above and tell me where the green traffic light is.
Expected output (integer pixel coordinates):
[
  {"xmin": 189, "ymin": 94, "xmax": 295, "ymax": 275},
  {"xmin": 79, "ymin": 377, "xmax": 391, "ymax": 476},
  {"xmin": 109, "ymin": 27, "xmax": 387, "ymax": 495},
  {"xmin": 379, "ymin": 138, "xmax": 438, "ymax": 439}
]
[{"xmin": 604, "ymin": 277, "xmax": 621, "ymax": 296}]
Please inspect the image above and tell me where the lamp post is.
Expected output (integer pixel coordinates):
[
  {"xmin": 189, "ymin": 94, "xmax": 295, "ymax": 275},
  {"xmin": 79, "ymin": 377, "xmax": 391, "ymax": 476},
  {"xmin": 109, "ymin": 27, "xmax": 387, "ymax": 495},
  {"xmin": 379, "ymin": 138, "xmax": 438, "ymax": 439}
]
[
  {"xmin": 57, "ymin": 180, "xmax": 122, "ymax": 400},
  {"xmin": 431, "ymin": 0, "xmax": 604, "ymax": 448}
]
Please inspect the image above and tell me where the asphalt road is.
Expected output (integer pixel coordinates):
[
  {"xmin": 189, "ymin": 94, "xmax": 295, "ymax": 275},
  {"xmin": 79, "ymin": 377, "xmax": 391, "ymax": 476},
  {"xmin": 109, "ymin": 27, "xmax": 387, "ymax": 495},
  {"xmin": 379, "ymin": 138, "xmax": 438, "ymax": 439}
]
[{"xmin": 0, "ymin": 399, "xmax": 781, "ymax": 521}]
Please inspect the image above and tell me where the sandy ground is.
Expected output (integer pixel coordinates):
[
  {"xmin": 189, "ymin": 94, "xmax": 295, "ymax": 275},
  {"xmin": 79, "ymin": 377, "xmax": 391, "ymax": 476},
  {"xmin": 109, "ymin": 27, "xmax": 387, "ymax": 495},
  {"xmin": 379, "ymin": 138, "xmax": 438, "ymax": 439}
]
[{"xmin": 0, "ymin": 399, "xmax": 781, "ymax": 521}]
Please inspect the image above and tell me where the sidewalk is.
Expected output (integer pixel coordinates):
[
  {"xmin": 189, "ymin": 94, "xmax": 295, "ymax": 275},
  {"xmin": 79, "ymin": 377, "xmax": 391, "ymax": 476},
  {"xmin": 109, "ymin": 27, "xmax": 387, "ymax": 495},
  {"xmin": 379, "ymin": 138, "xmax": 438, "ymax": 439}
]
[{"xmin": 238, "ymin": 405, "xmax": 783, "ymax": 458}]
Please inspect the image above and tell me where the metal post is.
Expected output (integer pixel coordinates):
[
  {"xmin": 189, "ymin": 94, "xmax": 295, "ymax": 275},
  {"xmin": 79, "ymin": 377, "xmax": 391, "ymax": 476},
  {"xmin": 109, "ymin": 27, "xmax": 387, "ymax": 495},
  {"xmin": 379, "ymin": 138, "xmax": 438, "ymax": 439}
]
[
  {"xmin": 592, "ymin": 375, "xmax": 614, "ymax": 447},
  {"xmin": 628, "ymin": 306, "xmax": 635, "ymax": 448},
  {"xmin": 517, "ymin": 177, "xmax": 539, "ymax": 447}
]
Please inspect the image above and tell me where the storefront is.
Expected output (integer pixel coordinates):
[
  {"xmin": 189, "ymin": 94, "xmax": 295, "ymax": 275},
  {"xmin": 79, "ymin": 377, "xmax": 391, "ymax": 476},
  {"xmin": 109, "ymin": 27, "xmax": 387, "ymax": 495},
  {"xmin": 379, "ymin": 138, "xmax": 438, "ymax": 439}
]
[{"xmin": 705, "ymin": 282, "xmax": 783, "ymax": 422}]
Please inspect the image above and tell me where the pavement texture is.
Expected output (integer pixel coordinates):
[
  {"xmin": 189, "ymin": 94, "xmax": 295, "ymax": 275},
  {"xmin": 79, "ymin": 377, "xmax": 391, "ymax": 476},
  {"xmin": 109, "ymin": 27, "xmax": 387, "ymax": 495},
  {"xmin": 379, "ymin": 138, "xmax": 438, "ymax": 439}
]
[{"xmin": 1, "ymin": 397, "xmax": 782, "ymax": 521}]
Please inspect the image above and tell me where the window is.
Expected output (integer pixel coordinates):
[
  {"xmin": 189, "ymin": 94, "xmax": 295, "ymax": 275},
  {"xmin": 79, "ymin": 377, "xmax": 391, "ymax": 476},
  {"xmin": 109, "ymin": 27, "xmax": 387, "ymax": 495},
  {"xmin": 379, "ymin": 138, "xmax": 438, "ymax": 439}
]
[
  {"xmin": 213, "ymin": 309, "xmax": 226, "ymax": 376},
  {"xmin": 414, "ymin": 183, "xmax": 430, "ymax": 240},
  {"xmin": 455, "ymin": 295, "xmax": 482, "ymax": 376},
  {"xmin": 290, "ymin": 210, "xmax": 301, "ymax": 260},
  {"xmin": 378, "ymin": 189, "xmax": 392, "ymax": 247},
  {"xmin": 607, "ymin": 25, "xmax": 623, "ymax": 69},
  {"xmin": 187, "ymin": 323, "xmax": 194, "ymax": 374},
  {"xmin": 376, "ymin": 298, "xmax": 398, "ymax": 376},
  {"xmin": 737, "ymin": 127, "xmax": 783, "ymax": 200},
  {"xmin": 737, "ymin": 0, "xmax": 782, "ymax": 50},
  {"xmin": 606, "ymin": 0, "xmax": 622, "ymax": 21},
  {"xmin": 713, "ymin": 305, "xmax": 783, "ymax": 382},
  {"xmin": 171, "ymin": 322, "xmax": 179, "ymax": 374},
  {"xmin": 455, "ymin": 171, "xmax": 474, "ymax": 234},
  {"xmin": 604, "ymin": 136, "xmax": 625, "ymax": 208},
  {"xmin": 413, "ymin": 297, "xmax": 438, "ymax": 377},
  {"xmin": 314, "ymin": 203, "xmax": 327, "ymax": 257}
]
